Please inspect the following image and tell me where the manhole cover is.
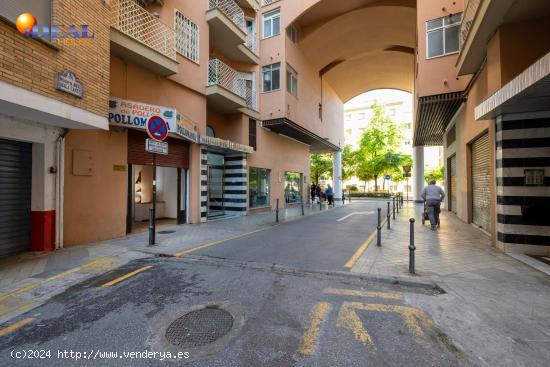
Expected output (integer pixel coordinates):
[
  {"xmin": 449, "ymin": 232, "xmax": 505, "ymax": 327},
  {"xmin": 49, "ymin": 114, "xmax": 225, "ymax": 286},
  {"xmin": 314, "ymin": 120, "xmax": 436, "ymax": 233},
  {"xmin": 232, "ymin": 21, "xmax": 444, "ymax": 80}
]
[
  {"xmin": 165, "ymin": 307, "xmax": 234, "ymax": 348},
  {"xmin": 158, "ymin": 230, "xmax": 176, "ymax": 234}
]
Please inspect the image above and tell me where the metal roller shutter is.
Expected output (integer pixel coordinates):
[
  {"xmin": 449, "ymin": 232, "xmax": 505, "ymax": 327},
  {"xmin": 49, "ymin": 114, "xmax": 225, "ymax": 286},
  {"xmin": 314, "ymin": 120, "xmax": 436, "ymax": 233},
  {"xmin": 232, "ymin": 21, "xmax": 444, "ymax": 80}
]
[
  {"xmin": 448, "ymin": 155, "xmax": 457, "ymax": 214},
  {"xmin": 127, "ymin": 129, "xmax": 190, "ymax": 169},
  {"xmin": 471, "ymin": 133, "xmax": 491, "ymax": 232},
  {"xmin": 0, "ymin": 138, "xmax": 32, "ymax": 256}
]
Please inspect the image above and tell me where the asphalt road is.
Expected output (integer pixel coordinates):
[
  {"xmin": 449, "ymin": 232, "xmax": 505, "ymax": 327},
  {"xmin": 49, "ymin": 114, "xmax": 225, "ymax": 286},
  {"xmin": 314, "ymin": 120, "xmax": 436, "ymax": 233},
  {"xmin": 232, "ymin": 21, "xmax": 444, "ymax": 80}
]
[{"xmin": 0, "ymin": 201, "xmax": 468, "ymax": 366}]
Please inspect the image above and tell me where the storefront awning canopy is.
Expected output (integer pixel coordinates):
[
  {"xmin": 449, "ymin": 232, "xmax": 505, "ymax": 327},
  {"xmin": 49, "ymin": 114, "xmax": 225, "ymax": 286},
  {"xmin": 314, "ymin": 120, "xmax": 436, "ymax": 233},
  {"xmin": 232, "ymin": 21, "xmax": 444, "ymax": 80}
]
[
  {"xmin": 413, "ymin": 92, "xmax": 465, "ymax": 146},
  {"xmin": 262, "ymin": 118, "xmax": 340, "ymax": 153},
  {"xmin": 476, "ymin": 52, "xmax": 550, "ymax": 120}
]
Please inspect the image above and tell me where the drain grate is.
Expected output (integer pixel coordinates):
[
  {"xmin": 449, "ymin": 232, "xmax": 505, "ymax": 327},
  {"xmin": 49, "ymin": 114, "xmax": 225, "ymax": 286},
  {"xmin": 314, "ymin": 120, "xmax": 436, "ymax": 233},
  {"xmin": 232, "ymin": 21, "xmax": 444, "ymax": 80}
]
[
  {"xmin": 158, "ymin": 230, "xmax": 176, "ymax": 234},
  {"xmin": 165, "ymin": 307, "xmax": 234, "ymax": 348}
]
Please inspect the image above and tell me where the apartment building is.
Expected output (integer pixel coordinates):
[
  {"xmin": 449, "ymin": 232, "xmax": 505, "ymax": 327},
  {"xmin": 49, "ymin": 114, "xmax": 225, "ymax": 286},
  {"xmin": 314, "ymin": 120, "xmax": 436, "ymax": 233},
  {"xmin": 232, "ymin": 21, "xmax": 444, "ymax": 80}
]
[
  {"xmin": 0, "ymin": 0, "xmax": 345, "ymax": 254},
  {"xmin": 414, "ymin": 0, "xmax": 550, "ymax": 254}
]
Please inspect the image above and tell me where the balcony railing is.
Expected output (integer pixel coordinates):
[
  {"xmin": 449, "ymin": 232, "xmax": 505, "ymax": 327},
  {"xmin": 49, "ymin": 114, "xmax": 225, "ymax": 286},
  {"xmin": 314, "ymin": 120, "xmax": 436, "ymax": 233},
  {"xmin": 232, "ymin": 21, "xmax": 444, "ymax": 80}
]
[
  {"xmin": 208, "ymin": 0, "xmax": 246, "ymax": 32},
  {"xmin": 208, "ymin": 58, "xmax": 246, "ymax": 99},
  {"xmin": 459, "ymin": 0, "xmax": 481, "ymax": 51},
  {"xmin": 111, "ymin": 0, "xmax": 176, "ymax": 60},
  {"xmin": 245, "ymin": 33, "xmax": 258, "ymax": 54},
  {"xmin": 261, "ymin": 0, "xmax": 279, "ymax": 6},
  {"xmin": 245, "ymin": 85, "xmax": 257, "ymax": 110}
]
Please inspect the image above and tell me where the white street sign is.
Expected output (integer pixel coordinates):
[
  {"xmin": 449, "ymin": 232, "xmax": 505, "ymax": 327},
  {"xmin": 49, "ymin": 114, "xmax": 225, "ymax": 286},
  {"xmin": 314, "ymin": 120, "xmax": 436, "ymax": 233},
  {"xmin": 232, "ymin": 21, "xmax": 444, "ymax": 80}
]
[{"xmin": 146, "ymin": 139, "xmax": 168, "ymax": 155}]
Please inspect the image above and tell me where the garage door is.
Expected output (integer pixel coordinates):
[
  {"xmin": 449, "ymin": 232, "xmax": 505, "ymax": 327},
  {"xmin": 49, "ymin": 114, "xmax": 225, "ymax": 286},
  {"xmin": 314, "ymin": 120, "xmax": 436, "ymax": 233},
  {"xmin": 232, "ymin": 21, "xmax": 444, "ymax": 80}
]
[
  {"xmin": 471, "ymin": 133, "xmax": 491, "ymax": 232},
  {"xmin": 0, "ymin": 138, "xmax": 32, "ymax": 256},
  {"xmin": 448, "ymin": 155, "xmax": 457, "ymax": 214}
]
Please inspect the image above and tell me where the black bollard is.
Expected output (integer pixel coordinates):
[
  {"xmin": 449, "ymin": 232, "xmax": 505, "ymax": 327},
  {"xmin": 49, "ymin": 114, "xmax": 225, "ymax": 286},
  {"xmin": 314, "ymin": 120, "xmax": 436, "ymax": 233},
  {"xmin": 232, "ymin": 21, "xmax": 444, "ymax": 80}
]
[
  {"xmin": 148, "ymin": 208, "xmax": 155, "ymax": 246},
  {"xmin": 319, "ymin": 197, "xmax": 322, "ymax": 211},
  {"xmin": 301, "ymin": 199, "xmax": 304, "ymax": 216},
  {"xmin": 276, "ymin": 198, "xmax": 279, "ymax": 223},
  {"xmin": 397, "ymin": 194, "xmax": 400, "ymax": 213},
  {"xmin": 377, "ymin": 208, "xmax": 382, "ymax": 247},
  {"xmin": 387, "ymin": 201, "xmax": 391, "ymax": 230},
  {"xmin": 392, "ymin": 197, "xmax": 396, "ymax": 220},
  {"xmin": 349, "ymin": 192, "xmax": 352, "ymax": 204},
  {"xmin": 409, "ymin": 218, "xmax": 416, "ymax": 274}
]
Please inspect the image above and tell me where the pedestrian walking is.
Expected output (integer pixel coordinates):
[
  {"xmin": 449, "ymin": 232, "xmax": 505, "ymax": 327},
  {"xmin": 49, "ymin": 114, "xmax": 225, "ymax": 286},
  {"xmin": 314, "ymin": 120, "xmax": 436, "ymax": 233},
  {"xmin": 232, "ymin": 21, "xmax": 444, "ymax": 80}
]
[
  {"xmin": 420, "ymin": 180, "xmax": 445, "ymax": 231},
  {"xmin": 310, "ymin": 183, "xmax": 317, "ymax": 204},
  {"xmin": 326, "ymin": 184, "xmax": 334, "ymax": 206},
  {"xmin": 315, "ymin": 184, "xmax": 321, "ymax": 203}
]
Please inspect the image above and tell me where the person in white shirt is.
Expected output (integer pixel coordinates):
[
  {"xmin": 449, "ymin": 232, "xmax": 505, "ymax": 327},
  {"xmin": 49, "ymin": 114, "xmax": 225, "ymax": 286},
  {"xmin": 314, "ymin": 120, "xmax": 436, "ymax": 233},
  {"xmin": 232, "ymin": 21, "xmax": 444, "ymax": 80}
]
[{"xmin": 420, "ymin": 180, "xmax": 446, "ymax": 231}]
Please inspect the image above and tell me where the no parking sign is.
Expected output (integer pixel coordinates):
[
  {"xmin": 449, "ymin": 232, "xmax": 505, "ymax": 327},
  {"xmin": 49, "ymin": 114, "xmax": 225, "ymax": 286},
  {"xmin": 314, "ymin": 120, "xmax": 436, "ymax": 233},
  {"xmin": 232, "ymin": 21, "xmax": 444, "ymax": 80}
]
[{"xmin": 146, "ymin": 115, "xmax": 169, "ymax": 142}]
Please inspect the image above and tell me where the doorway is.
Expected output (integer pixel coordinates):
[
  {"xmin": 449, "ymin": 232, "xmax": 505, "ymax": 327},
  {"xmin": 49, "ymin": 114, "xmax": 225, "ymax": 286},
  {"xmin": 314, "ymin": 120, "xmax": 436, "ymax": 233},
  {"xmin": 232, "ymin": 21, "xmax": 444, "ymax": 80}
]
[{"xmin": 208, "ymin": 166, "xmax": 225, "ymax": 218}]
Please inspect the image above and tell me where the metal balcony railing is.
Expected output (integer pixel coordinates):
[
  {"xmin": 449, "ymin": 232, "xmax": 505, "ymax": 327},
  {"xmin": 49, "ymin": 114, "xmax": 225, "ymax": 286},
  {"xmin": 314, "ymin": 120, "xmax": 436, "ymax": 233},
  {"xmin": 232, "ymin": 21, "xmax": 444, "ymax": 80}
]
[
  {"xmin": 261, "ymin": 0, "xmax": 279, "ymax": 6},
  {"xmin": 208, "ymin": 0, "xmax": 246, "ymax": 33},
  {"xmin": 245, "ymin": 32, "xmax": 258, "ymax": 54},
  {"xmin": 208, "ymin": 58, "xmax": 246, "ymax": 99},
  {"xmin": 245, "ymin": 85, "xmax": 257, "ymax": 110},
  {"xmin": 459, "ymin": 0, "xmax": 481, "ymax": 51},
  {"xmin": 111, "ymin": 0, "xmax": 176, "ymax": 60}
]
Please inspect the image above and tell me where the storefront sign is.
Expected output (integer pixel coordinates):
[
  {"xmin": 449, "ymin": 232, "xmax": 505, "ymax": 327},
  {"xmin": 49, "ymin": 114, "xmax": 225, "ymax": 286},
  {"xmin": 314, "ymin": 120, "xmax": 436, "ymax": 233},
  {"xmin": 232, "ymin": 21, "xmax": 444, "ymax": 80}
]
[
  {"xmin": 56, "ymin": 70, "xmax": 83, "ymax": 98},
  {"xmin": 146, "ymin": 139, "xmax": 168, "ymax": 155}
]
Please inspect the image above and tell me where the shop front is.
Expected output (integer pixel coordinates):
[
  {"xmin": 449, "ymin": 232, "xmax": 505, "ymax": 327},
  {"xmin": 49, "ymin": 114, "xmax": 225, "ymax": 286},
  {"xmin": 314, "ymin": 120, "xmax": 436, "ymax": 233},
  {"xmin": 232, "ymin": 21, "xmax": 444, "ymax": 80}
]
[{"xmin": 284, "ymin": 171, "xmax": 302, "ymax": 205}]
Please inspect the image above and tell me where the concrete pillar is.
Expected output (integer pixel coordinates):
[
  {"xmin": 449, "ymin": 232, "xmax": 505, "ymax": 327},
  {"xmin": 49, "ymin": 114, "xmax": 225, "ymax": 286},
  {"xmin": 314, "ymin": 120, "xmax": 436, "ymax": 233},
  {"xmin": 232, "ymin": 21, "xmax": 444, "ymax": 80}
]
[
  {"xmin": 333, "ymin": 150, "xmax": 343, "ymax": 201},
  {"xmin": 413, "ymin": 146, "xmax": 424, "ymax": 202}
]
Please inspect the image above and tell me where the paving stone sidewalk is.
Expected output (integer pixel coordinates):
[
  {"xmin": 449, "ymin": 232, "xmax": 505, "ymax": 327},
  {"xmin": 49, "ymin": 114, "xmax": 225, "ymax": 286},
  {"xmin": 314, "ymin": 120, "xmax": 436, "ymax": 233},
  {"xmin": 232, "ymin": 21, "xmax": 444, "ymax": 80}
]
[{"xmin": 352, "ymin": 203, "xmax": 550, "ymax": 366}]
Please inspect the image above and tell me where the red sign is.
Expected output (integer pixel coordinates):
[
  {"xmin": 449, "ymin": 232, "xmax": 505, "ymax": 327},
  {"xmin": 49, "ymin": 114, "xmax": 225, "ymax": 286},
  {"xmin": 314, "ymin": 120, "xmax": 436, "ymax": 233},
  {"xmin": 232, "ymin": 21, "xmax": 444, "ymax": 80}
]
[{"xmin": 146, "ymin": 115, "xmax": 169, "ymax": 142}]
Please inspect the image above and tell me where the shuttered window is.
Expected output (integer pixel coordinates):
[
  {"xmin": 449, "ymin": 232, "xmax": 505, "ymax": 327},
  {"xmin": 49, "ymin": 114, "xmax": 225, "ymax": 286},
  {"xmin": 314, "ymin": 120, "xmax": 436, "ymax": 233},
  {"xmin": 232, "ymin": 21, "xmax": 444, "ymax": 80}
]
[
  {"xmin": 127, "ymin": 129, "xmax": 190, "ymax": 168},
  {"xmin": 471, "ymin": 133, "xmax": 491, "ymax": 232}
]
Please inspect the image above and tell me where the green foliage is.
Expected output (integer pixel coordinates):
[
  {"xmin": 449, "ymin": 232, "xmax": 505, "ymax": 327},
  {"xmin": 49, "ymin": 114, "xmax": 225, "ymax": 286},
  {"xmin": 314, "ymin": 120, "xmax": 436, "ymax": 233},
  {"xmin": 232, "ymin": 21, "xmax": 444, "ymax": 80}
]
[
  {"xmin": 310, "ymin": 153, "xmax": 332, "ymax": 184},
  {"xmin": 425, "ymin": 166, "xmax": 444, "ymax": 183},
  {"xmin": 341, "ymin": 145, "xmax": 357, "ymax": 181}
]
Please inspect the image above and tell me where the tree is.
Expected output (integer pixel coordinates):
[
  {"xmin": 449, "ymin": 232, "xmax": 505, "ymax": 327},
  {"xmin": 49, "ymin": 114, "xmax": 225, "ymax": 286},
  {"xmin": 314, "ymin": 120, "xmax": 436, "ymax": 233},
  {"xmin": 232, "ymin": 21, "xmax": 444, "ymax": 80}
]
[
  {"xmin": 425, "ymin": 166, "xmax": 444, "ymax": 184},
  {"xmin": 341, "ymin": 145, "xmax": 358, "ymax": 181},
  {"xmin": 356, "ymin": 103, "xmax": 403, "ymax": 191},
  {"xmin": 310, "ymin": 153, "xmax": 332, "ymax": 184}
]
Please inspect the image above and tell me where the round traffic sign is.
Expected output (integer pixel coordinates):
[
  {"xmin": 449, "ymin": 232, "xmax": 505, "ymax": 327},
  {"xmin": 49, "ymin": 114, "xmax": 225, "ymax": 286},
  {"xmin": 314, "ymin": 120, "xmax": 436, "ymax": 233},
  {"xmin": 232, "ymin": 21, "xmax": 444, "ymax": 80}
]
[
  {"xmin": 385, "ymin": 175, "xmax": 391, "ymax": 180},
  {"xmin": 146, "ymin": 115, "xmax": 169, "ymax": 142}
]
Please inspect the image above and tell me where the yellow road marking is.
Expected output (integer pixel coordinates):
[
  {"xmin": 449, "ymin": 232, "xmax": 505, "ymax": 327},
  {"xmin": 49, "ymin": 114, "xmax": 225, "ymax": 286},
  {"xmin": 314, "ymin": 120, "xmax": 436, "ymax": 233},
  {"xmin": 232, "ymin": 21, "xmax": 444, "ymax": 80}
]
[
  {"xmin": 97, "ymin": 266, "xmax": 153, "ymax": 289},
  {"xmin": 0, "ymin": 283, "xmax": 38, "ymax": 302},
  {"xmin": 324, "ymin": 288, "xmax": 402, "ymax": 300},
  {"xmin": 344, "ymin": 217, "xmax": 388, "ymax": 268},
  {"xmin": 47, "ymin": 267, "xmax": 81, "ymax": 281},
  {"xmin": 297, "ymin": 302, "xmax": 330, "ymax": 355},
  {"xmin": 0, "ymin": 318, "xmax": 34, "ymax": 336},
  {"xmin": 174, "ymin": 226, "xmax": 276, "ymax": 257}
]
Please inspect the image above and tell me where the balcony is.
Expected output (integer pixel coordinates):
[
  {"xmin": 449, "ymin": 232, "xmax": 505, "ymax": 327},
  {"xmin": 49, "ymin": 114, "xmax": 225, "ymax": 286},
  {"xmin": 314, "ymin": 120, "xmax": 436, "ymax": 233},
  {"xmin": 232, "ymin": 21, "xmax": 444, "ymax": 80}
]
[
  {"xmin": 235, "ymin": 0, "xmax": 260, "ymax": 11},
  {"xmin": 110, "ymin": 0, "xmax": 178, "ymax": 76},
  {"xmin": 207, "ymin": 0, "xmax": 259, "ymax": 64},
  {"xmin": 207, "ymin": 59, "xmax": 259, "ymax": 118}
]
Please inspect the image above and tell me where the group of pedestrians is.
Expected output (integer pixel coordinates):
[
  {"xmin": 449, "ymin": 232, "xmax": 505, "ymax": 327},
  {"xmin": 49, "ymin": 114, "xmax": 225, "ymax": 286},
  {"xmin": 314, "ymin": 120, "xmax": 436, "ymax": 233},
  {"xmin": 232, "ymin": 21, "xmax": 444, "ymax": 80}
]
[{"xmin": 310, "ymin": 183, "xmax": 334, "ymax": 205}]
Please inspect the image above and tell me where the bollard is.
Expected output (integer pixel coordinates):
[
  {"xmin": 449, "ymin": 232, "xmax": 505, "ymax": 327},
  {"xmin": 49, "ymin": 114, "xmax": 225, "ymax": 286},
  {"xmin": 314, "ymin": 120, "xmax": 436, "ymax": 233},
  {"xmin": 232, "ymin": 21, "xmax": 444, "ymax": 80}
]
[
  {"xmin": 387, "ymin": 201, "xmax": 391, "ymax": 230},
  {"xmin": 301, "ymin": 199, "xmax": 305, "ymax": 216},
  {"xmin": 349, "ymin": 193, "xmax": 352, "ymax": 204},
  {"xmin": 276, "ymin": 198, "xmax": 279, "ymax": 223},
  {"xmin": 409, "ymin": 218, "xmax": 416, "ymax": 274},
  {"xmin": 396, "ymin": 195, "xmax": 400, "ymax": 213},
  {"xmin": 392, "ymin": 197, "xmax": 396, "ymax": 220},
  {"xmin": 148, "ymin": 208, "xmax": 155, "ymax": 246},
  {"xmin": 319, "ymin": 197, "xmax": 322, "ymax": 211},
  {"xmin": 377, "ymin": 208, "xmax": 382, "ymax": 246}
]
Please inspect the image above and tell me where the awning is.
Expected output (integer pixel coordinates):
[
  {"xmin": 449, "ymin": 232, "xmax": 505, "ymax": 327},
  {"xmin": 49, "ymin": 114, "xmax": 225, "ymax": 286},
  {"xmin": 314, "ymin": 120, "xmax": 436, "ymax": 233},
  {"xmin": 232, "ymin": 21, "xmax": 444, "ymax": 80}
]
[
  {"xmin": 476, "ymin": 51, "xmax": 550, "ymax": 120},
  {"xmin": 413, "ymin": 92, "xmax": 465, "ymax": 146},
  {"xmin": 261, "ymin": 118, "xmax": 340, "ymax": 153}
]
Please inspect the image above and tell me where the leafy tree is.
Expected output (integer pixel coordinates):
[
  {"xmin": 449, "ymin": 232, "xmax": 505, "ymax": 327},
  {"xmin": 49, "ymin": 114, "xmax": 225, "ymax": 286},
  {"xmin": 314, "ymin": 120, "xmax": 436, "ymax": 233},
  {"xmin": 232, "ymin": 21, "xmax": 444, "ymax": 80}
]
[
  {"xmin": 310, "ymin": 153, "xmax": 332, "ymax": 184},
  {"xmin": 425, "ymin": 166, "xmax": 444, "ymax": 184},
  {"xmin": 341, "ymin": 145, "xmax": 358, "ymax": 181}
]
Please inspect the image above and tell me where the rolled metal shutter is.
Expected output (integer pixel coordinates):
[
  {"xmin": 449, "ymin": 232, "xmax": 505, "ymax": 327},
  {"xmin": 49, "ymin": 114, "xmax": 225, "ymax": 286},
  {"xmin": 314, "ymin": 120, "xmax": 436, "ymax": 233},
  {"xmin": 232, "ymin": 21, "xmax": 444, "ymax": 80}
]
[
  {"xmin": 127, "ymin": 129, "xmax": 190, "ymax": 168},
  {"xmin": 448, "ymin": 155, "xmax": 457, "ymax": 213},
  {"xmin": 0, "ymin": 138, "xmax": 32, "ymax": 256},
  {"xmin": 471, "ymin": 133, "xmax": 491, "ymax": 232}
]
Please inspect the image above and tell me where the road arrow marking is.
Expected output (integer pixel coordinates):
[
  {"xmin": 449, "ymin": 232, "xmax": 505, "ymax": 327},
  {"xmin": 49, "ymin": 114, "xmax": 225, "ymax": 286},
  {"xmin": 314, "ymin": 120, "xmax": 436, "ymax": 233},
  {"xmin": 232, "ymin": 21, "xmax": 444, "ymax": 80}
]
[{"xmin": 337, "ymin": 211, "xmax": 375, "ymax": 222}]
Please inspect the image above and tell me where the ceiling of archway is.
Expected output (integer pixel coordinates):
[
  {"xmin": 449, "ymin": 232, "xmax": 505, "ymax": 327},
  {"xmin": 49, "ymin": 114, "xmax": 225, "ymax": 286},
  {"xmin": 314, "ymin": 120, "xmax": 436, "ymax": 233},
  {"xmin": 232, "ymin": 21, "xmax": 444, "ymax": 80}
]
[{"xmin": 293, "ymin": 0, "xmax": 416, "ymax": 102}]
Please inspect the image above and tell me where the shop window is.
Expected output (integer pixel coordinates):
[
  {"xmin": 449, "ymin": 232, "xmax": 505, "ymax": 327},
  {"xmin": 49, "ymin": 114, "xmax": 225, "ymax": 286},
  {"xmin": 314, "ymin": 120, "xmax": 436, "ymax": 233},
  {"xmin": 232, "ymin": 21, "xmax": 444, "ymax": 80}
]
[
  {"xmin": 262, "ymin": 62, "xmax": 280, "ymax": 92},
  {"xmin": 284, "ymin": 171, "xmax": 302, "ymax": 204},
  {"xmin": 249, "ymin": 119, "xmax": 257, "ymax": 151},
  {"xmin": 263, "ymin": 9, "xmax": 280, "ymax": 39},
  {"xmin": 426, "ymin": 13, "xmax": 462, "ymax": 58},
  {"xmin": 249, "ymin": 167, "xmax": 270, "ymax": 208}
]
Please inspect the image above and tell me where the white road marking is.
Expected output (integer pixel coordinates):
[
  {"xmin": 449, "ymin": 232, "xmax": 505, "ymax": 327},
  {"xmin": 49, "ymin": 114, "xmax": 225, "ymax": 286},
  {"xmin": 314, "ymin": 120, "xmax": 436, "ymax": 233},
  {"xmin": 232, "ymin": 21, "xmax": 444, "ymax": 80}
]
[{"xmin": 337, "ymin": 211, "xmax": 375, "ymax": 222}]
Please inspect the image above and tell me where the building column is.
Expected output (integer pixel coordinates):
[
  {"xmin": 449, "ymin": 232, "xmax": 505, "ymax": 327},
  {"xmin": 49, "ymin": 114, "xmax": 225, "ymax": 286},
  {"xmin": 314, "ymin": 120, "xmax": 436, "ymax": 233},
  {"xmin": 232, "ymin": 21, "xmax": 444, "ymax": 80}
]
[
  {"xmin": 333, "ymin": 150, "xmax": 343, "ymax": 201},
  {"xmin": 413, "ymin": 146, "xmax": 424, "ymax": 202}
]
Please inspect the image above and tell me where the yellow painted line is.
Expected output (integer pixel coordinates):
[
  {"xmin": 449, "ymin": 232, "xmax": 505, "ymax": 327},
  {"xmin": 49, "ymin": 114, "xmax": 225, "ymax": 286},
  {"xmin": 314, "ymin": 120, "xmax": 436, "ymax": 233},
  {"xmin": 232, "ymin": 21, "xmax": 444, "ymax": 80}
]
[
  {"xmin": 323, "ymin": 288, "xmax": 402, "ymax": 300},
  {"xmin": 97, "ymin": 266, "xmax": 153, "ymax": 289},
  {"xmin": 0, "ymin": 283, "xmax": 39, "ymax": 302},
  {"xmin": 297, "ymin": 302, "xmax": 330, "ymax": 355},
  {"xmin": 0, "ymin": 318, "xmax": 34, "ymax": 336},
  {"xmin": 174, "ymin": 226, "xmax": 276, "ymax": 257},
  {"xmin": 344, "ymin": 217, "xmax": 388, "ymax": 269},
  {"xmin": 47, "ymin": 267, "xmax": 81, "ymax": 281}
]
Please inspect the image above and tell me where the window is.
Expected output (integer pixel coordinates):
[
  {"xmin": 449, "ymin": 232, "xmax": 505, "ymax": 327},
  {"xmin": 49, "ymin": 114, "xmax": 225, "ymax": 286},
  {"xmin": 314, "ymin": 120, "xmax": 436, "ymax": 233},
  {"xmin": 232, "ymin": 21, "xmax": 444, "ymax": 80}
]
[
  {"xmin": 286, "ymin": 64, "xmax": 298, "ymax": 97},
  {"xmin": 426, "ymin": 13, "xmax": 462, "ymax": 58},
  {"xmin": 388, "ymin": 108, "xmax": 397, "ymax": 117},
  {"xmin": 249, "ymin": 119, "xmax": 257, "ymax": 151},
  {"xmin": 175, "ymin": 10, "xmax": 200, "ymax": 63},
  {"xmin": 206, "ymin": 125, "xmax": 215, "ymax": 137},
  {"xmin": 357, "ymin": 113, "xmax": 365, "ymax": 120},
  {"xmin": 249, "ymin": 168, "xmax": 270, "ymax": 208},
  {"xmin": 263, "ymin": 9, "xmax": 280, "ymax": 39},
  {"xmin": 262, "ymin": 63, "xmax": 280, "ymax": 92},
  {"xmin": 345, "ymin": 113, "xmax": 352, "ymax": 121},
  {"xmin": 286, "ymin": 25, "xmax": 298, "ymax": 43},
  {"xmin": 284, "ymin": 172, "xmax": 302, "ymax": 204}
]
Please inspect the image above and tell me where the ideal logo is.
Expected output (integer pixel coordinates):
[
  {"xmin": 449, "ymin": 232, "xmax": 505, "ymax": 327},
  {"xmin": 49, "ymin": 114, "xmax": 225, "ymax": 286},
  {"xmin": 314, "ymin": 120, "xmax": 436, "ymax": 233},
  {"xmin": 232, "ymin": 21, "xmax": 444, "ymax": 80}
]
[{"xmin": 16, "ymin": 13, "xmax": 94, "ymax": 47}]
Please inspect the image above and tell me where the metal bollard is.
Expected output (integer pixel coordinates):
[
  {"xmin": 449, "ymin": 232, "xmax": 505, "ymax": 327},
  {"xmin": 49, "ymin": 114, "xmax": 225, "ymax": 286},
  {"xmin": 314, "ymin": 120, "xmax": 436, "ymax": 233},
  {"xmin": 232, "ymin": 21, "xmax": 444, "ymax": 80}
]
[
  {"xmin": 377, "ymin": 208, "xmax": 382, "ymax": 246},
  {"xmin": 409, "ymin": 218, "xmax": 416, "ymax": 274},
  {"xmin": 349, "ymin": 193, "xmax": 352, "ymax": 204},
  {"xmin": 301, "ymin": 200, "xmax": 304, "ymax": 216},
  {"xmin": 396, "ymin": 195, "xmax": 400, "ymax": 213},
  {"xmin": 392, "ymin": 197, "xmax": 396, "ymax": 220},
  {"xmin": 276, "ymin": 198, "xmax": 279, "ymax": 223},
  {"xmin": 387, "ymin": 201, "xmax": 391, "ymax": 230},
  {"xmin": 148, "ymin": 208, "xmax": 155, "ymax": 246},
  {"xmin": 319, "ymin": 198, "xmax": 322, "ymax": 211}
]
